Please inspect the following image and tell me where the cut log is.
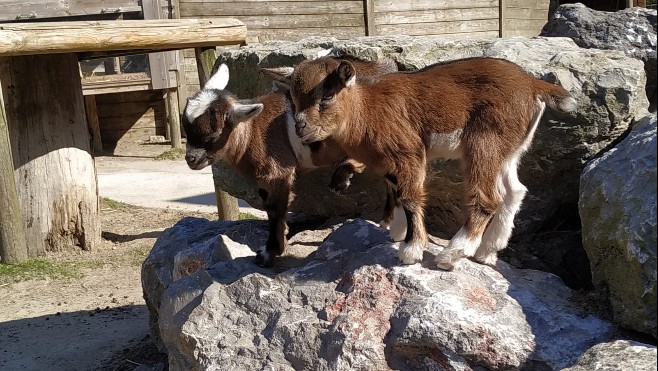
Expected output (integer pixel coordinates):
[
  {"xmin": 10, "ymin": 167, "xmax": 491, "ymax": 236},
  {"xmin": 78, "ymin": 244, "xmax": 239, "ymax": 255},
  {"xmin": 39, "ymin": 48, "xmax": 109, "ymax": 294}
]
[
  {"xmin": 0, "ymin": 54, "xmax": 100, "ymax": 255},
  {"xmin": 0, "ymin": 18, "xmax": 247, "ymax": 57}
]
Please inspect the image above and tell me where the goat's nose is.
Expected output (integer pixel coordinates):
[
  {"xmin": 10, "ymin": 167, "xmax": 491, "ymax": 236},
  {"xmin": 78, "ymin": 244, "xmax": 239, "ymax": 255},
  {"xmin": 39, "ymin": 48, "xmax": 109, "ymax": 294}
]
[{"xmin": 185, "ymin": 153, "xmax": 197, "ymax": 163}]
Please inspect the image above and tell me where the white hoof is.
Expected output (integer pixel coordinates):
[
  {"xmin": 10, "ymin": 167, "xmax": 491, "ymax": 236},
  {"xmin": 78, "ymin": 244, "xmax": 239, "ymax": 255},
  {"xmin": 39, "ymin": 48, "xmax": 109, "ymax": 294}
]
[{"xmin": 399, "ymin": 241, "xmax": 424, "ymax": 265}]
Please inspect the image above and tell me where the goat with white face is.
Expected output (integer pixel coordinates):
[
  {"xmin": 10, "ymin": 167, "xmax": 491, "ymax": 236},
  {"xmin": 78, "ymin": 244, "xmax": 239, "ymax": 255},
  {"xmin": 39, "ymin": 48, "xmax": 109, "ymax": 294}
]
[
  {"xmin": 183, "ymin": 60, "xmax": 398, "ymax": 267},
  {"xmin": 275, "ymin": 56, "xmax": 577, "ymax": 270}
]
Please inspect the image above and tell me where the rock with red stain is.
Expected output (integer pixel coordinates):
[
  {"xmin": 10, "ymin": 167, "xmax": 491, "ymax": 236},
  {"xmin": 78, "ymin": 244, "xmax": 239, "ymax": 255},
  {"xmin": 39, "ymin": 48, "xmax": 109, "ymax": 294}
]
[{"xmin": 146, "ymin": 218, "xmax": 616, "ymax": 370}]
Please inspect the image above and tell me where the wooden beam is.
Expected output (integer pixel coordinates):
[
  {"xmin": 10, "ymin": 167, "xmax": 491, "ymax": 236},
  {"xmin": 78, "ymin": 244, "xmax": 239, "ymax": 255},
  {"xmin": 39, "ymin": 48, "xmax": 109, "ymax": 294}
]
[
  {"xmin": 194, "ymin": 46, "xmax": 240, "ymax": 221},
  {"xmin": 84, "ymin": 96, "xmax": 104, "ymax": 154},
  {"xmin": 0, "ymin": 67, "xmax": 28, "ymax": 264},
  {"xmin": 0, "ymin": 18, "xmax": 247, "ymax": 57}
]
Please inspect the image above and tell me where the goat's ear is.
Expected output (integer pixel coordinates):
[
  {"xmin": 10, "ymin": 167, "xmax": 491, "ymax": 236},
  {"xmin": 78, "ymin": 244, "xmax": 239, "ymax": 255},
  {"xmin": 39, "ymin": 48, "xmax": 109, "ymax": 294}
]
[
  {"xmin": 337, "ymin": 61, "xmax": 356, "ymax": 87},
  {"xmin": 230, "ymin": 103, "xmax": 264, "ymax": 123},
  {"xmin": 260, "ymin": 66, "xmax": 293, "ymax": 89},
  {"xmin": 205, "ymin": 64, "xmax": 230, "ymax": 90}
]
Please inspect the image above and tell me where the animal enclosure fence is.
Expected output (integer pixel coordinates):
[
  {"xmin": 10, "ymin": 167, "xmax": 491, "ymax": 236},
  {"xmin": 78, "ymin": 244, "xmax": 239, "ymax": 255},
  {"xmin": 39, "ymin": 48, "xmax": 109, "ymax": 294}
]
[{"xmin": 175, "ymin": 0, "xmax": 550, "ymax": 99}]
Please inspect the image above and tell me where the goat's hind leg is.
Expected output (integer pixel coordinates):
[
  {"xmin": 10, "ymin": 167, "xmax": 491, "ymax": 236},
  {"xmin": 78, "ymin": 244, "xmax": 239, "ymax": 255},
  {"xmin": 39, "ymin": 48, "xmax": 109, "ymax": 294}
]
[{"xmin": 435, "ymin": 148, "xmax": 503, "ymax": 271}]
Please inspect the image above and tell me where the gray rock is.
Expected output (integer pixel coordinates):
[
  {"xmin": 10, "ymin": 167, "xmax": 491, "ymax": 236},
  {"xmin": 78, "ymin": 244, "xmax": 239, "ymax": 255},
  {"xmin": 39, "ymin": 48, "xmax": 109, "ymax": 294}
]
[
  {"xmin": 211, "ymin": 35, "xmax": 649, "ymax": 287},
  {"xmin": 562, "ymin": 340, "xmax": 657, "ymax": 371},
  {"xmin": 144, "ymin": 218, "xmax": 615, "ymax": 370},
  {"xmin": 541, "ymin": 3, "xmax": 657, "ymax": 111},
  {"xmin": 579, "ymin": 113, "xmax": 657, "ymax": 338}
]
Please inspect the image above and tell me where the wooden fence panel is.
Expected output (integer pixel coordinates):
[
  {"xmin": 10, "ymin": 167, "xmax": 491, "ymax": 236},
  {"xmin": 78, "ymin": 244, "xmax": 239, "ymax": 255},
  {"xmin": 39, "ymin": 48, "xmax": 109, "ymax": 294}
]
[
  {"xmin": 504, "ymin": 0, "xmax": 550, "ymax": 37},
  {"xmin": 373, "ymin": 0, "xmax": 499, "ymax": 38}
]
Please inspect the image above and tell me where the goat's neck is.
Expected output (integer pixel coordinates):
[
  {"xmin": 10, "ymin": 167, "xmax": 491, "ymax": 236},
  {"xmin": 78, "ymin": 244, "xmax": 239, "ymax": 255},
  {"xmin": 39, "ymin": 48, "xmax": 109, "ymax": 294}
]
[
  {"xmin": 333, "ymin": 87, "xmax": 366, "ymax": 146},
  {"xmin": 222, "ymin": 121, "xmax": 252, "ymax": 166}
]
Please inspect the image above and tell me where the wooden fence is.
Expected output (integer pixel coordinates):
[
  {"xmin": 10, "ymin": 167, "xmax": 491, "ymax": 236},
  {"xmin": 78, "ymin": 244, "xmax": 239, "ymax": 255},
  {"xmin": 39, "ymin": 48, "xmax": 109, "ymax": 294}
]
[{"xmin": 175, "ymin": 0, "xmax": 550, "ymax": 101}]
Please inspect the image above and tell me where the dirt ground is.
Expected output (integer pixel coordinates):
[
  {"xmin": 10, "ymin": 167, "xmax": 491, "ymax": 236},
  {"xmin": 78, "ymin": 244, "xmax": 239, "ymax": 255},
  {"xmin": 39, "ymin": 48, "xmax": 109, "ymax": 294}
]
[{"xmin": 0, "ymin": 143, "xmax": 216, "ymax": 371}]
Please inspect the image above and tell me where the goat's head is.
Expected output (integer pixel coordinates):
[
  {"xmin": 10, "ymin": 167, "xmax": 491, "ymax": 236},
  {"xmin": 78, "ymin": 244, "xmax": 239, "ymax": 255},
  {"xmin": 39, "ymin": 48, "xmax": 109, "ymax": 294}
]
[
  {"xmin": 264, "ymin": 57, "xmax": 357, "ymax": 144},
  {"xmin": 182, "ymin": 64, "xmax": 263, "ymax": 170}
]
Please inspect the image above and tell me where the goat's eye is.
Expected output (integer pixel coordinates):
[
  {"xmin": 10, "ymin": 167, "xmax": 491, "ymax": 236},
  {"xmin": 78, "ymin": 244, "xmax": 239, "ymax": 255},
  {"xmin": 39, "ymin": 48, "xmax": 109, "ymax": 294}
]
[{"xmin": 321, "ymin": 94, "xmax": 334, "ymax": 103}]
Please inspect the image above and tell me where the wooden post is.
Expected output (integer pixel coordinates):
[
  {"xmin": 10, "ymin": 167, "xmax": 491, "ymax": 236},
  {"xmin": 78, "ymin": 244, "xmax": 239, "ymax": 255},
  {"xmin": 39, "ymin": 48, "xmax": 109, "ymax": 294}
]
[
  {"xmin": 166, "ymin": 87, "xmax": 182, "ymax": 148},
  {"xmin": 84, "ymin": 95, "xmax": 104, "ymax": 153},
  {"xmin": 194, "ymin": 46, "xmax": 240, "ymax": 221},
  {"xmin": 1, "ymin": 54, "xmax": 100, "ymax": 255},
  {"xmin": 499, "ymin": 0, "xmax": 506, "ymax": 38},
  {"xmin": 0, "ymin": 70, "xmax": 28, "ymax": 264},
  {"xmin": 363, "ymin": 0, "xmax": 376, "ymax": 36}
]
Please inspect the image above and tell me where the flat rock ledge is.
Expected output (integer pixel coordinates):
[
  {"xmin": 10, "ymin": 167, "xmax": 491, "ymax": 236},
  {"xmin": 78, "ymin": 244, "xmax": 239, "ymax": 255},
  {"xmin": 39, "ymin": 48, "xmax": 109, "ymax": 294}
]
[{"xmin": 143, "ymin": 217, "xmax": 621, "ymax": 370}]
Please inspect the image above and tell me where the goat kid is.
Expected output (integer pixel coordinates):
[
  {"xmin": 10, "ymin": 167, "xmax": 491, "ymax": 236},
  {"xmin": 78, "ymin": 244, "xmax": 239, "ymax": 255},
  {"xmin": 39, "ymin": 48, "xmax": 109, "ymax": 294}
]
[
  {"xmin": 279, "ymin": 56, "xmax": 577, "ymax": 270},
  {"xmin": 183, "ymin": 59, "xmax": 397, "ymax": 267}
]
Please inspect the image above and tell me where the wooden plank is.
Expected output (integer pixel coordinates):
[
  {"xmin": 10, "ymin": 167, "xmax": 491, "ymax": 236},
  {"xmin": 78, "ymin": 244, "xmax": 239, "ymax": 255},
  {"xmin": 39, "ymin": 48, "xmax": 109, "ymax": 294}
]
[
  {"xmin": 95, "ymin": 90, "xmax": 163, "ymax": 104},
  {"xmin": 374, "ymin": 0, "xmax": 498, "ymax": 13},
  {"xmin": 375, "ymin": 7, "xmax": 499, "ymax": 25},
  {"xmin": 235, "ymin": 13, "xmax": 364, "ymax": 29},
  {"xmin": 376, "ymin": 19, "xmax": 499, "ymax": 36},
  {"xmin": 180, "ymin": 1, "xmax": 364, "ymax": 16},
  {"xmin": 0, "ymin": 64, "xmax": 28, "ymax": 263},
  {"xmin": 0, "ymin": 0, "xmax": 141, "ymax": 22},
  {"xmin": 505, "ymin": 0, "xmax": 549, "ymax": 9},
  {"xmin": 97, "ymin": 102, "xmax": 158, "ymax": 119},
  {"xmin": 414, "ymin": 30, "xmax": 499, "ymax": 40},
  {"xmin": 250, "ymin": 27, "xmax": 364, "ymax": 42},
  {"xmin": 0, "ymin": 18, "xmax": 246, "ymax": 57},
  {"xmin": 506, "ymin": 7, "xmax": 549, "ymax": 20},
  {"xmin": 504, "ymin": 18, "xmax": 547, "ymax": 31}
]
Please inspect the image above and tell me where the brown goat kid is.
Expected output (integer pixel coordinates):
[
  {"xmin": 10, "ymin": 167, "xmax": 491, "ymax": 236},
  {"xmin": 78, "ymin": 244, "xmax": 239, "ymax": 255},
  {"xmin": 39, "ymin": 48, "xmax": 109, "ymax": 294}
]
[
  {"xmin": 182, "ymin": 59, "xmax": 397, "ymax": 267},
  {"xmin": 279, "ymin": 57, "xmax": 577, "ymax": 270}
]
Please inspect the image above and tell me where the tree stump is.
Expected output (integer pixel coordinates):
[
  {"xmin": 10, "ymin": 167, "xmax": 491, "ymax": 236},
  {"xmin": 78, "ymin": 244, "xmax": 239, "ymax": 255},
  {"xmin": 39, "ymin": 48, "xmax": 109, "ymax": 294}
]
[{"xmin": 0, "ymin": 54, "xmax": 100, "ymax": 255}]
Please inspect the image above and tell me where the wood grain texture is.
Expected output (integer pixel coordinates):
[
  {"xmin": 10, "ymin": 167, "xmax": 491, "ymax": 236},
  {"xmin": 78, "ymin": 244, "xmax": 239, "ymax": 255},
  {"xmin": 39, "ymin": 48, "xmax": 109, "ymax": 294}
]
[
  {"xmin": 0, "ymin": 18, "xmax": 246, "ymax": 57},
  {"xmin": 0, "ymin": 0, "xmax": 141, "ymax": 22},
  {"xmin": 180, "ymin": 1, "xmax": 364, "ymax": 16},
  {"xmin": 0, "ymin": 62, "xmax": 28, "ymax": 263},
  {"xmin": 375, "ymin": 7, "xmax": 499, "ymax": 25},
  {"xmin": 374, "ymin": 0, "xmax": 498, "ymax": 12},
  {"xmin": 0, "ymin": 54, "xmax": 100, "ymax": 255}
]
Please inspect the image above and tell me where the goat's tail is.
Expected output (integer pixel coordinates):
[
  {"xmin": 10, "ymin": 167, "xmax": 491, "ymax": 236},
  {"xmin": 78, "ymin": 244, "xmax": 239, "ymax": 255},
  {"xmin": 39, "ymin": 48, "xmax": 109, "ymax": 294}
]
[{"xmin": 534, "ymin": 79, "xmax": 578, "ymax": 113}]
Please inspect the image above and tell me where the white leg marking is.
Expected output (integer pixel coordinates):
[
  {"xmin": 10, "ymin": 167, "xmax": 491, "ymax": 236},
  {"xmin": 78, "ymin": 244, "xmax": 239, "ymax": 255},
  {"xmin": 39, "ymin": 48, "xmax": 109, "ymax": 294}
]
[
  {"xmin": 435, "ymin": 227, "xmax": 481, "ymax": 270},
  {"xmin": 474, "ymin": 99, "xmax": 544, "ymax": 266},
  {"xmin": 399, "ymin": 240, "xmax": 424, "ymax": 265},
  {"xmin": 389, "ymin": 206, "xmax": 407, "ymax": 242}
]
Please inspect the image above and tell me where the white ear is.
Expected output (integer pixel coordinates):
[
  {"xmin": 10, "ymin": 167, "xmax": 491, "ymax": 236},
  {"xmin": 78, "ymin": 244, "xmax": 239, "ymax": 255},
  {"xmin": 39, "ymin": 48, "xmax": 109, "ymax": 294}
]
[
  {"xmin": 230, "ymin": 103, "xmax": 264, "ymax": 123},
  {"xmin": 205, "ymin": 64, "xmax": 230, "ymax": 90}
]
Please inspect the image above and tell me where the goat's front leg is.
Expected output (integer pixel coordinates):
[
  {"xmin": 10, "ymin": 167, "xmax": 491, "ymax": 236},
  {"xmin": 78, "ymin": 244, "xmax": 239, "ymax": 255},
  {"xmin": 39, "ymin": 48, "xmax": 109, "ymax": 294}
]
[
  {"xmin": 329, "ymin": 158, "xmax": 366, "ymax": 193},
  {"xmin": 395, "ymin": 163, "xmax": 428, "ymax": 265},
  {"xmin": 255, "ymin": 183, "xmax": 291, "ymax": 267}
]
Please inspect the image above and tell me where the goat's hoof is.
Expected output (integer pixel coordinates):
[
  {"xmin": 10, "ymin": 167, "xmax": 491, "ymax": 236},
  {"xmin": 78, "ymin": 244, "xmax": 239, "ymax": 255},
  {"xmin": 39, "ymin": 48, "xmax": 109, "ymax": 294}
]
[
  {"xmin": 254, "ymin": 250, "xmax": 273, "ymax": 268},
  {"xmin": 435, "ymin": 253, "xmax": 456, "ymax": 271},
  {"xmin": 473, "ymin": 253, "xmax": 498, "ymax": 267},
  {"xmin": 329, "ymin": 181, "xmax": 349, "ymax": 194},
  {"xmin": 398, "ymin": 241, "xmax": 424, "ymax": 265}
]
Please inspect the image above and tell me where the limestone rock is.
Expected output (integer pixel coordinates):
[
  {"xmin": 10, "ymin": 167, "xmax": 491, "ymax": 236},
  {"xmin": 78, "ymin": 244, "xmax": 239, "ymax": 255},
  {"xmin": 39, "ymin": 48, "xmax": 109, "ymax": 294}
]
[
  {"xmin": 579, "ymin": 113, "xmax": 657, "ymax": 338},
  {"xmin": 144, "ymin": 218, "xmax": 615, "ymax": 370},
  {"xmin": 562, "ymin": 340, "xmax": 657, "ymax": 371},
  {"xmin": 541, "ymin": 3, "xmax": 657, "ymax": 111}
]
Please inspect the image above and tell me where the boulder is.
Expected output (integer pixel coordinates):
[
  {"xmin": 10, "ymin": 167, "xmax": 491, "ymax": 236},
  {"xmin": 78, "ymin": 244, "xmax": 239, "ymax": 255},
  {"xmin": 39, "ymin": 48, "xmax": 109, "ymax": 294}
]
[
  {"xmin": 143, "ymin": 217, "xmax": 616, "ymax": 370},
  {"xmin": 541, "ymin": 3, "xmax": 657, "ymax": 112},
  {"xmin": 211, "ymin": 35, "xmax": 649, "ymax": 288},
  {"xmin": 579, "ymin": 113, "xmax": 657, "ymax": 338},
  {"xmin": 562, "ymin": 340, "xmax": 657, "ymax": 371}
]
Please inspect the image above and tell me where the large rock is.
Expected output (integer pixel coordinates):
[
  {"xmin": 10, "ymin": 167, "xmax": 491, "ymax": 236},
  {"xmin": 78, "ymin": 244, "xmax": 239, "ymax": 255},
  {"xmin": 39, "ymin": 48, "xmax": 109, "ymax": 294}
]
[
  {"xmin": 562, "ymin": 340, "xmax": 657, "ymax": 371},
  {"xmin": 143, "ymin": 217, "xmax": 616, "ymax": 370},
  {"xmin": 579, "ymin": 113, "xmax": 657, "ymax": 338},
  {"xmin": 541, "ymin": 3, "xmax": 657, "ymax": 112},
  {"xmin": 212, "ymin": 35, "xmax": 649, "ymax": 288}
]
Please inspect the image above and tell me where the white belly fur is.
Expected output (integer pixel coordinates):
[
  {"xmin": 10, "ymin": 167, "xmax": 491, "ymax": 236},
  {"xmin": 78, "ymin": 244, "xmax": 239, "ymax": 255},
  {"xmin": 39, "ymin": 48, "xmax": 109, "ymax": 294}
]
[{"xmin": 427, "ymin": 129, "xmax": 463, "ymax": 160}]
